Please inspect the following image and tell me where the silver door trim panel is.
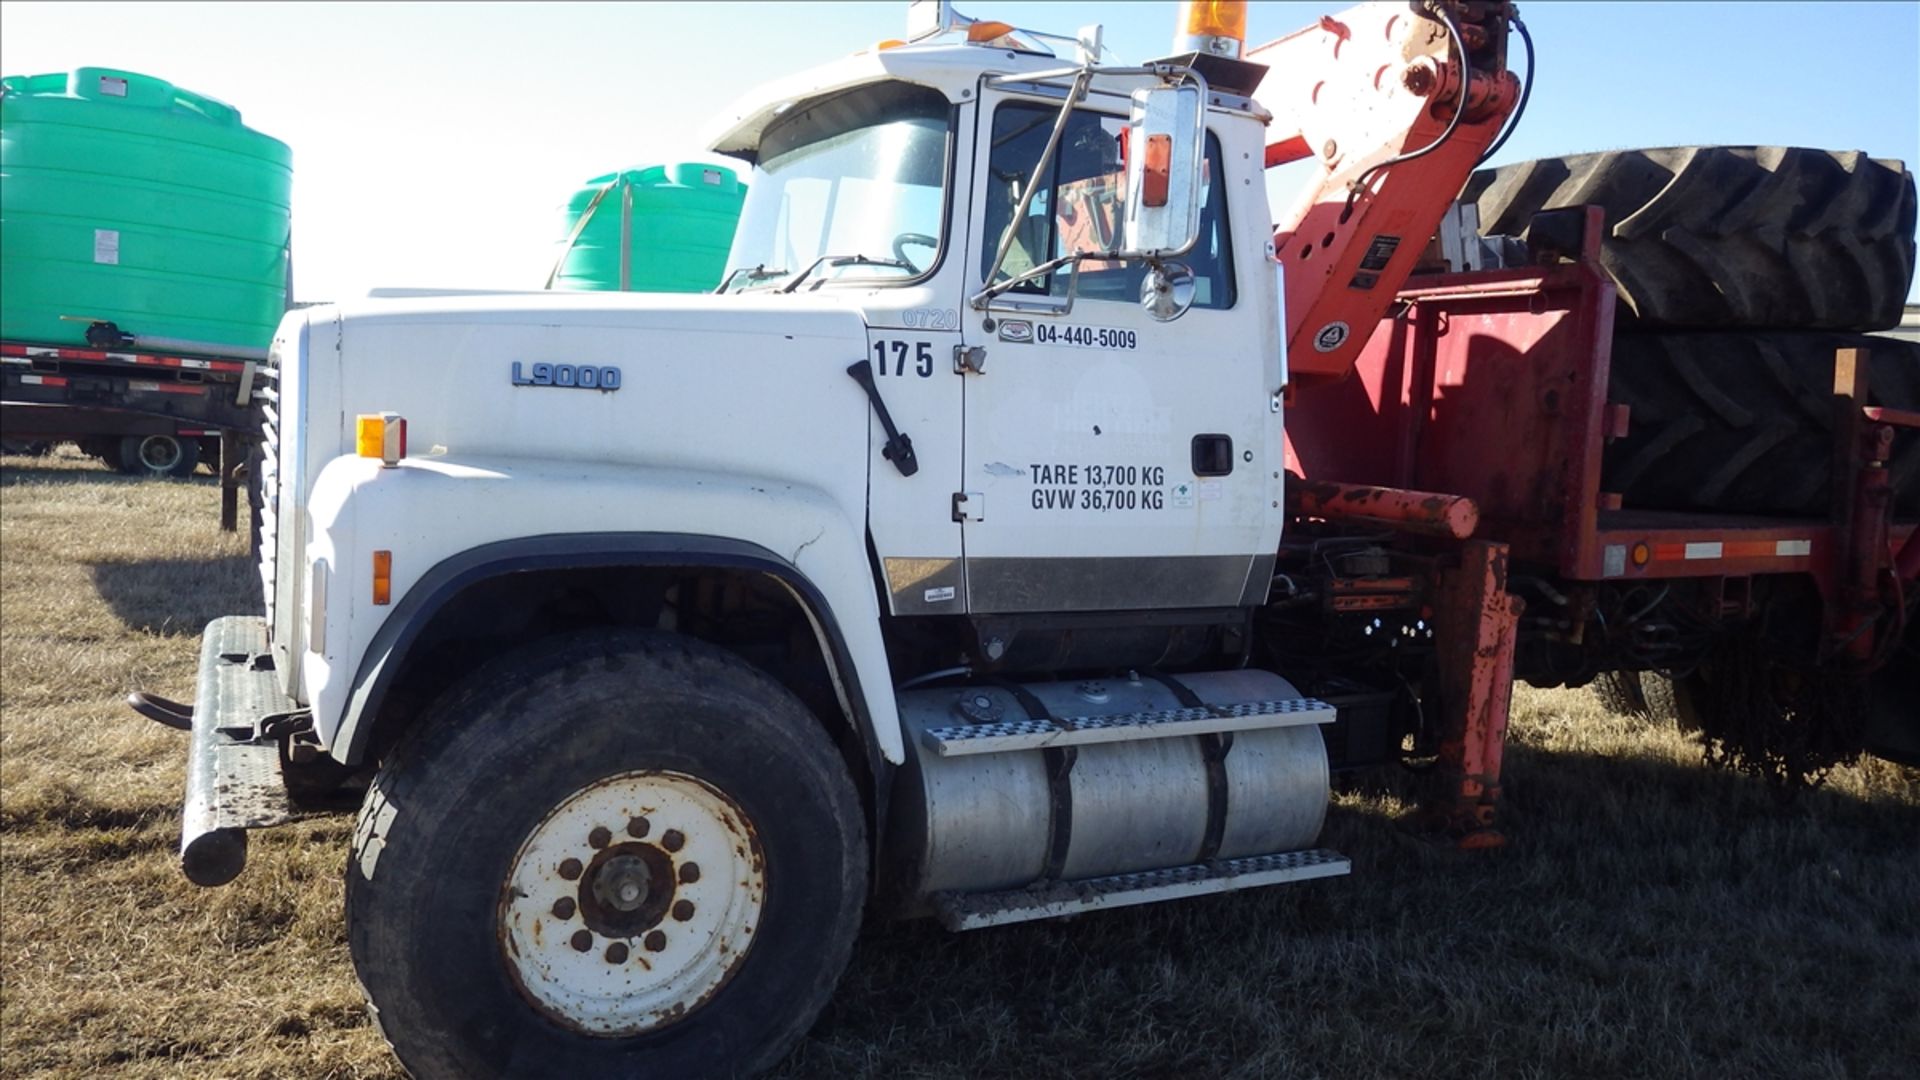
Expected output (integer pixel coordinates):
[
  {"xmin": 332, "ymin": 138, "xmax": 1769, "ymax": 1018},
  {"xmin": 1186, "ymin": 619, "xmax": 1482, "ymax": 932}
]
[
  {"xmin": 885, "ymin": 556, "xmax": 968, "ymax": 615},
  {"xmin": 965, "ymin": 554, "xmax": 1263, "ymax": 613}
]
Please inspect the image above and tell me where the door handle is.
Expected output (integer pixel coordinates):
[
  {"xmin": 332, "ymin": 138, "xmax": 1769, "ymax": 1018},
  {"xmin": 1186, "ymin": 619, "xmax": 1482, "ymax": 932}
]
[
  {"xmin": 847, "ymin": 361, "xmax": 919, "ymax": 477},
  {"xmin": 1192, "ymin": 434, "xmax": 1233, "ymax": 477}
]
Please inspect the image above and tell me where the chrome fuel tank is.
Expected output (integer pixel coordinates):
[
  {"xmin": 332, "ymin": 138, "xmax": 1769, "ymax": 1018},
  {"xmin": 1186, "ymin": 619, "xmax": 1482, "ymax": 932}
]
[{"xmin": 890, "ymin": 668, "xmax": 1331, "ymax": 907}]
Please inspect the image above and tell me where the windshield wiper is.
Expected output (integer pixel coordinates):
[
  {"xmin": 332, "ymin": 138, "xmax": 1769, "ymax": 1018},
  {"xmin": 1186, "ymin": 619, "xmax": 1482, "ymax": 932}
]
[
  {"xmin": 779, "ymin": 254, "xmax": 916, "ymax": 294},
  {"xmin": 718, "ymin": 265, "xmax": 792, "ymax": 293}
]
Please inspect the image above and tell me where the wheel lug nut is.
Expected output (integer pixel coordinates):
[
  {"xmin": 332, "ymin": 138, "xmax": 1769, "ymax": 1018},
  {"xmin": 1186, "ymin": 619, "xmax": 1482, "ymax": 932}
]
[
  {"xmin": 678, "ymin": 862, "xmax": 700, "ymax": 884},
  {"xmin": 558, "ymin": 858, "xmax": 583, "ymax": 880},
  {"xmin": 570, "ymin": 930, "xmax": 593, "ymax": 952},
  {"xmin": 552, "ymin": 897, "xmax": 577, "ymax": 920},
  {"xmin": 661, "ymin": 829, "xmax": 685, "ymax": 853},
  {"xmin": 604, "ymin": 941, "xmax": 629, "ymax": 964},
  {"xmin": 672, "ymin": 900, "xmax": 695, "ymax": 922},
  {"xmin": 588, "ymin": 826, "xmax": 612, "ymax": 849},
  {"xmin": 626, "ymin": 816, "xmax": 650, "ymax": 838},
  {"xmin": 644, "ymin": 930, "xmax": 667, "ymax": 952}
]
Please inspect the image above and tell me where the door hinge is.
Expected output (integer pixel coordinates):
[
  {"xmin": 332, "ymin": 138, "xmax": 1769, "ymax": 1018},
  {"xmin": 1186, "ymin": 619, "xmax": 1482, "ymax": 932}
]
[
  {"xmin": 954, "ymin": 345, "xmax": 987, "ymax": 375},
  {"xmin": 952, "ymin": 491, "xmax": 984, "ymax": 522}
]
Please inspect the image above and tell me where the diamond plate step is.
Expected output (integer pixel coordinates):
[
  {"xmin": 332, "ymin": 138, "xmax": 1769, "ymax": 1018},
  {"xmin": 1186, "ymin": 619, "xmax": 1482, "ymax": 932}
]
[
  {"xmin": 179, "ymin": 615, "xmax": 298, "ymax": 885},
  {"xmin": 929, "ymin": 849, "xmax": 1352, "ymax": 931},
  {"xmin": 921, "ymin": 698, "xmax": 1336, "ymax": 757}
]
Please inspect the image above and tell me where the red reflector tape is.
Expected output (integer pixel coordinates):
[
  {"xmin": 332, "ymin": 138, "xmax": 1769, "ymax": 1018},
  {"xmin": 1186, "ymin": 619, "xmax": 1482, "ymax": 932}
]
[
  {"xmin": 0, "ymin": 343, "xmax": 245, "ymax": 373},
  {"xmin": 1650, "ymin": 539, "xmax": 1816, "ymax": 563}
]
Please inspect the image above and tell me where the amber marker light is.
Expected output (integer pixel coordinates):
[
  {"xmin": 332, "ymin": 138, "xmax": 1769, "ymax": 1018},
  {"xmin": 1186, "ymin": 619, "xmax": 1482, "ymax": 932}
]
[
  {"xmin": 1630, "ymin": 541, "xmax": 1652, "ymax": 568},
  {"xmin": 966, "ymin": 20, "xmax": 1016, "ymax": 43},
  {"xmin": 356, "ymin": 412, "xmax": 408, "ymax": 467},
  {"xmin": 372, "ymin": 550, "xmax": 392, "ymax": 605}
]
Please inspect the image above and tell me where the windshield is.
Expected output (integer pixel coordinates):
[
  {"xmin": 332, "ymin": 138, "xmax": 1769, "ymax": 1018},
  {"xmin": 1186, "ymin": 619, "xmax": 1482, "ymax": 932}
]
[{"xmin": 724, "ymin": 81, "xmax": 951, "ymax": 291}]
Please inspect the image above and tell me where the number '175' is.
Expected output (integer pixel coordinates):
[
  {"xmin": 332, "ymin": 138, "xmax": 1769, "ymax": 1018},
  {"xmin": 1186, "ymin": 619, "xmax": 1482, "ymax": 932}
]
[{"xmin": 873, "ymin": 340, "xmax": 933, "ymax": 378}]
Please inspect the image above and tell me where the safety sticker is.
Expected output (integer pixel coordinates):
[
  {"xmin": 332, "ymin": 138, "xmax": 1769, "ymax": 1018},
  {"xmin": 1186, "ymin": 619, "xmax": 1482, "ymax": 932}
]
[{"xmin": 1312, "ymin": 321, "xmax": 1350, "ymax": 352}]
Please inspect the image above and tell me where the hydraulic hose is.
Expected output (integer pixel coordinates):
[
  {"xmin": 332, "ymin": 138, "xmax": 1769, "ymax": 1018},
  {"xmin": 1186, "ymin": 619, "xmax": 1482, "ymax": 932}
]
[
  {"xmin": 1339, "ymin": 0, "xmax": 1470, "ymax": 222},
  {"xmin": 1476, "ymin": 14, "xmax": 1534, "ymax": 166}
]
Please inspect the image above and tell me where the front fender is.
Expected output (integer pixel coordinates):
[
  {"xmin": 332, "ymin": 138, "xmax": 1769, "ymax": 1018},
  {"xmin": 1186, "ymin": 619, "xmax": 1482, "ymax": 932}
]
[{"xmin": 302, "ymin": 453, "xmax": 901, "ymax": 765}]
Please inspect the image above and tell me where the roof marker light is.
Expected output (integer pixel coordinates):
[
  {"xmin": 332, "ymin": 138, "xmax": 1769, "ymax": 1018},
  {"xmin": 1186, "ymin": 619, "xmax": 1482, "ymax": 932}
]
[
  {"xmin": 1175, "ymin": 0, "xmax": 1248, "ymax": 59},
  {"xmin": 966, "ymin": 20, "xmax": 1016, "ymax": 44}
]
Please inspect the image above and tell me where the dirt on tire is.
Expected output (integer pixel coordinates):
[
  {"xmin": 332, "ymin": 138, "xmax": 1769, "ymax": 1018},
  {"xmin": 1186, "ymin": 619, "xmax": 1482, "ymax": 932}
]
[
  {"xmin": 1605, "ymin": 331, "xmax": 1920, "ymax": 518},
  {"xmin": 1465, "ymin": 146, "xmax": 1917, "ymax": 332}
]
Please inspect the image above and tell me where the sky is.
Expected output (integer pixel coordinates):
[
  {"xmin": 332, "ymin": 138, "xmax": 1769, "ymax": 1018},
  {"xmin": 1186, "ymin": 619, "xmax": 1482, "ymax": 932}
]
[{"xmin": 4, "ymin": 1, "xmax": 1917, "ymax": 303}]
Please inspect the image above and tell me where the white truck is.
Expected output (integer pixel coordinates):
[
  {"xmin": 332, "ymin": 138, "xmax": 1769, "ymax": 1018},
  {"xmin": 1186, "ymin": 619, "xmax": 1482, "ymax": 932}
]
[{"xmin": 136, "ymin": 1, "xmax": 1920, "ymax": 1076}]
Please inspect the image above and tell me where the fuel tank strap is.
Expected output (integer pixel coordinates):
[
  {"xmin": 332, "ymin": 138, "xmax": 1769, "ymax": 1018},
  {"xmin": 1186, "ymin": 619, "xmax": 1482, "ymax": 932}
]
[
  {"xmin": 988, "ymin": 679, "xmax": 1077, "ymax": 882},
  {"xmin": 1141, "ymin": 671, "xmax": 1234, "ymax": 864}
]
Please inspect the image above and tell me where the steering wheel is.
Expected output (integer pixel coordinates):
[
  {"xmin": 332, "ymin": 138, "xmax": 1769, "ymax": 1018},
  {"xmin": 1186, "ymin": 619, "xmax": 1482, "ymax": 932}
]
[{"xmin": 892, "ymin": 232, "xmax": 940, "ymax": 272}]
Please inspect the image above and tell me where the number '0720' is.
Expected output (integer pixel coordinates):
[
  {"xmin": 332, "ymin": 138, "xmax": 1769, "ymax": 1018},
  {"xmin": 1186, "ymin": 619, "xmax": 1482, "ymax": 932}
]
[{"xmin": 872, "ymin": 340, "xmax": 934, "ymax": 378}]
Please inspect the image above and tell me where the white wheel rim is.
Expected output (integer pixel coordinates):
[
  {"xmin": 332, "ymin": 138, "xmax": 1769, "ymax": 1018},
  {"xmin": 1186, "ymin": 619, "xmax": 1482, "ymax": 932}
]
[
  {"xmin": 498, "ymin": 770, "xmax": 765, "ymax": 1036},
  {"xmin": 139, "ymin": 436, "xmax": 182, "ymax": 471}
]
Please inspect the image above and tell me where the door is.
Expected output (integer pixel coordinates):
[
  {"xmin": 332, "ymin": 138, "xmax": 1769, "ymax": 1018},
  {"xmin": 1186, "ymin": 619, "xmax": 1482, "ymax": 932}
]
[{"xmin": 959, "ymin": 90, "xmax": 1283, "ymax": 614}]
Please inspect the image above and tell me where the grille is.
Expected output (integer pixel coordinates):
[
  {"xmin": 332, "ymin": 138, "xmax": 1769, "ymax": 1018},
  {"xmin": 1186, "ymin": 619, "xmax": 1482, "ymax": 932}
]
[{"xmin": 255, "ymin": 344, "xmax": 282, "ymax": 626}]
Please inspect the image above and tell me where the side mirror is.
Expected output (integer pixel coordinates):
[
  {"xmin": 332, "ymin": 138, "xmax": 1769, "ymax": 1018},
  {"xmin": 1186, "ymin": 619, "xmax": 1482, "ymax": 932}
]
[{"xmin": 1121, "ymin": 84, "xmax": 1205, "ymax": 257}]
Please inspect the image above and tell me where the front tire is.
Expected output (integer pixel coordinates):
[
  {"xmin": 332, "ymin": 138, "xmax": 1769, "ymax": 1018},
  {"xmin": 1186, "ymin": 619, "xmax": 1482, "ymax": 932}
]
[{"xmin": 346, "ymin": 631, "xmax": 866, "ymax": 1078}]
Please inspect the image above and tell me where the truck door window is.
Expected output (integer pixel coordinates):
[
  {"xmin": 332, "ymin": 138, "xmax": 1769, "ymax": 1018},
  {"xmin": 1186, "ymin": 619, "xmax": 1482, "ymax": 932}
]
[{"xmin": 981, "ymin": 102, "xmax": 1235, "ymax": 308}]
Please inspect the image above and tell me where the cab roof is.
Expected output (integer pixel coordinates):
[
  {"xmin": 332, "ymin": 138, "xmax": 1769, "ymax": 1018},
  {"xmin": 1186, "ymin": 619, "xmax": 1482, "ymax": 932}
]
[{"xmin": 705, "ymin": 42, "xmax": 1076, "ymax": 162}]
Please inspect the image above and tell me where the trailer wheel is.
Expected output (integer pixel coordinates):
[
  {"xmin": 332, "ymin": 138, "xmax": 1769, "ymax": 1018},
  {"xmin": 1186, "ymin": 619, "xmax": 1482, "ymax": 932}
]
[
  {"xmin": 116, "ymin": 434, "xmax": 200, "ymax": 478},
  {"xmin": 1864, "ymin": 622, "xmax": 1920, "ymax": 766},
  {"xmin": 1591, "ymin": 671, "xmax": 1691, "ymax": 729},
  {"xmin": 1605, "ymin": 333, "xmax": 1920, "ymax": 517},
  {"xmin": 1591, "ymin": 671, "xmax": 1646, "ymax": 717},
  {"xmin": 345, "ymin": 631, "xmax": 866, "ymax": 1079},
  {"xmin": 1668, "ymin": 615, "xmax": 1865, "ymax": 790},
  {"xmin": 1466, "ymin": 146, "xmax": 1916, "ymax": 331}
]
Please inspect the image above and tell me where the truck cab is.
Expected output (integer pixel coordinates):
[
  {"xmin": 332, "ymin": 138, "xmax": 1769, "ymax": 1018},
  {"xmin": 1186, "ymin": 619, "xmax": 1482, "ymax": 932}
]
[{"xmin": 707, "ymin": 36, "xmax": 1286, "ymax": 620}]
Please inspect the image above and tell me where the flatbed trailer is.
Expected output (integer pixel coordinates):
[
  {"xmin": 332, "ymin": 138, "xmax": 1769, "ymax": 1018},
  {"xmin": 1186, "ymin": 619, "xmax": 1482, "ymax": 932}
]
[{"xmin": 0, "ymin": 339, "xmax": 262, "ymax": 529}]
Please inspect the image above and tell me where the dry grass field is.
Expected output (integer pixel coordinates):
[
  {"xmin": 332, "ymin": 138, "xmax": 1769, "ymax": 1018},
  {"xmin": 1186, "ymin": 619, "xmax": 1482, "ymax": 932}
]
[{"xmin": 3, "ymin": 447, "xmax": 1917, "ymax": 1079}]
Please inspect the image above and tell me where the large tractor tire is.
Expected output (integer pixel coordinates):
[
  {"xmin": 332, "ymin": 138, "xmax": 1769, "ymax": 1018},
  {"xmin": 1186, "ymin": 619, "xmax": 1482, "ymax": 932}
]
[
  {"xmin": 1605, "ymin": 332, "xmax": 1920, "ymax": 518},
  {"xmin": 1465, "ymin": 147, "xmax": 1916, "ymax": 332}
]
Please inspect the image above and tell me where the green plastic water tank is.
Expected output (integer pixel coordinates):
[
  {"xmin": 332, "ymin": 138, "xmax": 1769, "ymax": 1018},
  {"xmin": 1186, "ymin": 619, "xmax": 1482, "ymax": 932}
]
[
  {"xmin": 0, "ymin": 67, "xmax": 292, "ymax": 354},
  {"xmin": 549, "ymin": 163, "xmax": 745, "ymax": 294}
]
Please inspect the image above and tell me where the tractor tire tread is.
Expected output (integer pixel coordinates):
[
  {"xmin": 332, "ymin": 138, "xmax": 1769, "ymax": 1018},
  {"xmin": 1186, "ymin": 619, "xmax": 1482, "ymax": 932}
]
[{"xmin": 1465, "ymin": 146, "xmax": 1917, "ymax": 331}]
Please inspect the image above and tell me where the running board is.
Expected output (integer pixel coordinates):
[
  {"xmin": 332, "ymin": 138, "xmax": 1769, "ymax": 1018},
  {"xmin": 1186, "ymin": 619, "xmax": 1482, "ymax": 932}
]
[
  {"xmin": 921, "ymin": 698, "xmax": 1336, "ymax": 757},
  {"xmin": 929, "ymin": 849, "xmax": 1351, "ymax": 931}
]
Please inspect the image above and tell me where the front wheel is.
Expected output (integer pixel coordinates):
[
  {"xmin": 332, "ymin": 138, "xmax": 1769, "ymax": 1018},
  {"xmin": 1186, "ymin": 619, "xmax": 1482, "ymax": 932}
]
[{"xmin": 346, "ymin": 632, "xmax": 867, "ymax": 1078}]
